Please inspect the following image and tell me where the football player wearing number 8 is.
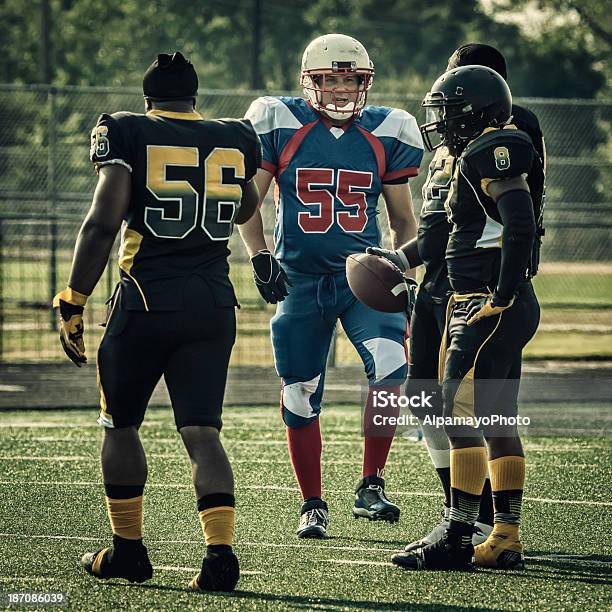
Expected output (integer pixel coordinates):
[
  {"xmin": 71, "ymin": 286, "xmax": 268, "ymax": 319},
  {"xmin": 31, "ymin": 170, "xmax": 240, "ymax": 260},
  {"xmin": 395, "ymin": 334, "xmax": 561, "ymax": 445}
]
[
  {"xmin": 370, "ymin": 45, "xmax": 546, "ymax": 563},
  {"xmin": 53, "ymin": 52, "xmax": 261, "ymax": 591},
  {"xmin": 391, "ymin": 64, "xmax": 541, "ymax": 571},
  {"xmin": 240, "ymin": 34, "xmax": 424, "ymax": 538}
]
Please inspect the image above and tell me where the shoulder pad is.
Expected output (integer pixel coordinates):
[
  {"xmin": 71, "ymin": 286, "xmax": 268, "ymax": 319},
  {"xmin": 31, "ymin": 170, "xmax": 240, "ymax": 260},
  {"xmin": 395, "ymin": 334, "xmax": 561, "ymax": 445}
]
[
  {"xmin": 244, "ymin": 96, "xmax": 303, "ymax": 135},
  {"xmin": 367, "ymin": 107, "xmax": 423, "ymax": 150},
  {"xmin": 463, "ymin": 128, "xmax": 534, "ymax": 180}
]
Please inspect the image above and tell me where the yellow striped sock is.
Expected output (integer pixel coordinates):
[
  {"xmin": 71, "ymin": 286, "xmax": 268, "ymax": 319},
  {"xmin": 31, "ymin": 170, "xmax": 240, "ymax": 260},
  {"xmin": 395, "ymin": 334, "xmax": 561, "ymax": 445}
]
[
  {"xmin": 489, "ymin": 455, "xmax": 525, "ymax": 491},
  {"xmin": 105, "ymin": 495, "xmax": 143, "ymax": 540},
  {"xmin": 199, "ymin": 506, "xmax": 235, "ymax": 546},
  {"xmin": 450, "ymin": 447, "xmax": 487, "ymax": 496}
]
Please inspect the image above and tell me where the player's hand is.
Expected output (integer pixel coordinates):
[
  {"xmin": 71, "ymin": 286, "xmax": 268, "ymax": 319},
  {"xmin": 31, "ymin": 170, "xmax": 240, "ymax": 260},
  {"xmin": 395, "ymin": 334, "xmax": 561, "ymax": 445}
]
[
  {"xmin": 466, "ymin": 294, "xmax": 514, "ymax": 326},
  {"xmin": 52, "ymin": 288, "xmax": 88, "ymax": 367},
  {"xmin": 405, "ymin": 278, "xmax": 418, "ymax": 320},
  {"xmin": 251, "ymin": 250, "xmax": 291, "ymax": 304},
  {"xmin": 366, "ymin": 246, "xmax": 410, "ymax": 273}
]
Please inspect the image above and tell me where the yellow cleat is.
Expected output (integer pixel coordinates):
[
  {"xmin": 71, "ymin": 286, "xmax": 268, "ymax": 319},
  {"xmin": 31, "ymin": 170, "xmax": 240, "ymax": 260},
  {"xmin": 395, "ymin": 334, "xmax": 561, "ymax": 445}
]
[{"xmin": 473, "ymin": 527, "xmax": 525, "ymax": 570}]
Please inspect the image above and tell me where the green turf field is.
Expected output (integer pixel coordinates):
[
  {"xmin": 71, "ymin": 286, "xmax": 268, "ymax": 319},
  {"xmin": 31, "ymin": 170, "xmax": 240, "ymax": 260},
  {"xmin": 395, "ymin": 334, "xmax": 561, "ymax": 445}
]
[{"xmin": 0, "ymin": 405, "xmax": 610, "ymax": 611}]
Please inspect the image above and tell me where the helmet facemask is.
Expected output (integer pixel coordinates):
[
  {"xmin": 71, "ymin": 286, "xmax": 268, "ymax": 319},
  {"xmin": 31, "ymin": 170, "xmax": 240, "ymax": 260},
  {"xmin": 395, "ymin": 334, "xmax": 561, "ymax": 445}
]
[
  {"xmin": 301, "ymin": 65, "xmax": 373, "ymax": 121},
  {"xmin": 421, "ymin": 97, "xmax": 502, "ymax": 156}
]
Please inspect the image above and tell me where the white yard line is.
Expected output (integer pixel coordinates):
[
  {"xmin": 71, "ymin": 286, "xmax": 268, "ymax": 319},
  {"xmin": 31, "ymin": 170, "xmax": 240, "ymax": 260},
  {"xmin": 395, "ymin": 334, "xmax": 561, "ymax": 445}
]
[
  {"xmin": 1, "ymin": 533, "xmax": 609, "ymax": 570},
  {"xmin": 0, "ymin": 577, "xmax": 56, "ymax": 582},
  {"xmin": 324, "ymin": 559, "xmax": 394, "ymax": 567},
  {"xmin": 0, "ymin": 533, "xmax": 397, "ymax": 554},
  {"xmin": 0, "ymin": 480, "xmax": 609, "ymax": 506},
  {"xmin": 0, "ymin": 455, "xmax": 603, "ymax": 470}
]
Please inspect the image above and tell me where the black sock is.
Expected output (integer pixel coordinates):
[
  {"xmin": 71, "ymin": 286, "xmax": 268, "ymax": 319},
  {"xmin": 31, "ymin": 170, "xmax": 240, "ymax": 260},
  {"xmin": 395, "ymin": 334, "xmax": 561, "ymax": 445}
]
[
  {"xmin": 207, "ymin": 544, "xmax": 233, "ymax": 556},
  {"xmin": 448, "ymin": 487, "xmax": 480, "ymax": 547},
  {"xmin": 492, "ymin": 489, "xmax": 523, "ymax": 525},
  {"xmin": 436, "ymin": 467, "xmax": 451, "ymax": 508},
  {"xmin": 112, "ymin": 534, "xmax": 143, "ymax": 552},
  {"xmin": 476, "ymin": 478, "xmax": 494, "ymax": 526}
]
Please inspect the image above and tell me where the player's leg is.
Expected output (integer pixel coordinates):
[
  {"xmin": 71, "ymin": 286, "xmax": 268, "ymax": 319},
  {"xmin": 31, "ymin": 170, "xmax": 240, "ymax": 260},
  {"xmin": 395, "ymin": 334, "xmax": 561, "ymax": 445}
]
[
  {"xmin": 475, "ymin": 283, "xmax": 540, "ymax": 569},
  {"xmin": 402, "ymin": 293, "xmax": 451, "ymax": 548},
  {"xmin": 394, "ymin": 300, "xmax": 493, "ymax": 570},
  {"xmin": 403, "ymin": 293, "xmax": 492, "ymax": 552},
  {"xmin": 163, "ymin": 275, "xmax": 239, "ymax": 591},
  {"xmin": 340, "ymin": 285, "xmax": 407, "ymax": 522},
  {"xmin": 82, "ymin": 306, "xmax": 165, "ymax": 583},
  {"xmin": 272, "ymin": 271, "xmax": 336, "ymax": 538}
]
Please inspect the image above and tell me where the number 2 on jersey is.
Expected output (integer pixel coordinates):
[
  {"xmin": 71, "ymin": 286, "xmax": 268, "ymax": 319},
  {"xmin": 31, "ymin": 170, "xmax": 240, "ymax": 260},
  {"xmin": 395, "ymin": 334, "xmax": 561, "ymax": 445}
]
[
  {"xmin": 296, "ymin": 168, "xmax": 372, "ymax": 233},
  {"xmin": 145, "ymin": 145, "xmax": 245, "ymax": 240}
]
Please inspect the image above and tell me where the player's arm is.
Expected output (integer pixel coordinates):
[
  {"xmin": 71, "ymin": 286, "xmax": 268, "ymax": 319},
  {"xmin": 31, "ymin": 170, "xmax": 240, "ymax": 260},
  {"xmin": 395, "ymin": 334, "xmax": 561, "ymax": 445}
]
[
  {"xmin": 489, "ymin": 175, "xmax": 535, "ymax": 301},
  {"xmin": 237, "ymin": 168, "xmax": 273, "ymax": 254},
  {"xmin": 234, "ymin": 177, "xmax": 260, "ymax": 225},
  {"xmin": 238, "ymin": 168, "xmax": 290, "ymax": 304},
  {"xmin": 467, "ymin": 175, "xmax": 535, "ymax": 325},
  {"xmin": 68, "ymin": 165, "xmax": 130, "ymax": 293},
  {"xmin": 368, "ymin": 182, "xmax": 421, "ymax": 277},
  {"xmin": 53, "ymin": 165, "xmax": 130, "ymax": 366},
  {"xmin": 382, "ymin": 182, "xmax": 418, "ymax": 249}
]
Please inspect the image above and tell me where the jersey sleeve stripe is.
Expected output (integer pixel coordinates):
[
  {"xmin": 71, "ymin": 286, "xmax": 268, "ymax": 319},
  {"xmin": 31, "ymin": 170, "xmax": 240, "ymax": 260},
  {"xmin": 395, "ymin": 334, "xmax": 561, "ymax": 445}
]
[
  {"xmin": 357, "ymin": 126, "xmax": 386, "ymax": 180},
  {"xmin": 94, "ymin": 159, "xmax": 133, "ymax": 174},
  {"xmin": 277, "ymin": 120, "xmax": 318, "ymax": 177},
  {"xmin": 261, "ymin": 159, "xmax": 277, "ymax": 174},
  {"xmin": 383, "ymin": 166, "xmax": 419, "ymax": 182}
]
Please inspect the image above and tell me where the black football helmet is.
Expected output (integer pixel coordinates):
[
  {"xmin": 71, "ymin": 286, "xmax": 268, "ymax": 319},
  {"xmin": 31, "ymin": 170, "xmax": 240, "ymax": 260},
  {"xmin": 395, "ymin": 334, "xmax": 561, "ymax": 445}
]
[{"xmin": 420, "ymin": 65, "xmax": 512, "ymax": 155}]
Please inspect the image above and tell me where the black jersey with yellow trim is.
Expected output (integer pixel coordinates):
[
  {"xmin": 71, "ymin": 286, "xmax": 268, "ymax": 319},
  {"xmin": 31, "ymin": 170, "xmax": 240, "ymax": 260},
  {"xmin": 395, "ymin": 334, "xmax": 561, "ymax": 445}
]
[
  {"xmin": 445, "ymin": 125, "xmax": 536, "ymax": 294},
  {"xmin": 416, "ymin": 103, "xmax": 545, "ymax": 302},
  {"xmin": 89, "ymin": 109, "xmax": 261, "ymax": 310}
]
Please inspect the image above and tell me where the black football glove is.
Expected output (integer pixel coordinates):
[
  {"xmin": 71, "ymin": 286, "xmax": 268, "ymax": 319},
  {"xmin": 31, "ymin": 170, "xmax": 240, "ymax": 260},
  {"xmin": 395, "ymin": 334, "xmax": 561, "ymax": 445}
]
[
  {"xmin": 52, "ymin": 288, "xmax": 88, "ymax": 367},
  {"xmin": 466, "ymin": 293, "xmax": 515, "ymax": 326},
  {"xmin": 250, "ymin": 250, "xmax": 291, "ymax": 304},
  {"xmin": 366, "ymin": 246, "xmax": 410, "ymax": 273},
  {"xmin": 405, "ymin": 277, "xmax": 418, "ymax": 320}
]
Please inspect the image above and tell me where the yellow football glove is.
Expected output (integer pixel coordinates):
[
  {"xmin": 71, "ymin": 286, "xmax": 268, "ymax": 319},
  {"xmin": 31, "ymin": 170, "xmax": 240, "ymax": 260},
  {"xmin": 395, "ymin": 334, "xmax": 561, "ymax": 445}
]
[
  {"xmin": 52, "ymin": 288, "xmax": 89, "ymax": 367},
  {"xmin": 466, "ymin": 294, "xmax": 515, "ymax": 326}
]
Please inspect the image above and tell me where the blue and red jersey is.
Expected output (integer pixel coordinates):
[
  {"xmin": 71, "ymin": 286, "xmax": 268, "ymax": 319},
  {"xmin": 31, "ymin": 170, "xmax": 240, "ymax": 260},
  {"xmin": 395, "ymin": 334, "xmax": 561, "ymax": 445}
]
[{"xmin": 245, "ymin": 96, "xmax": 424, "ymax": 274}]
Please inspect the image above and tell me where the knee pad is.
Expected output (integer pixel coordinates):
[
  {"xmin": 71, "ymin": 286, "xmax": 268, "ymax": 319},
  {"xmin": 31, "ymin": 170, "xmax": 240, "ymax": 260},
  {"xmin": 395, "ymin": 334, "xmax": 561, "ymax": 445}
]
[
  {"xmin": 281, "ymin": 375, "xmax": 322, "ymax": 429},
  {"xmin": 362, "ymin": 337, "xmax": 407, "ymax": 385}
]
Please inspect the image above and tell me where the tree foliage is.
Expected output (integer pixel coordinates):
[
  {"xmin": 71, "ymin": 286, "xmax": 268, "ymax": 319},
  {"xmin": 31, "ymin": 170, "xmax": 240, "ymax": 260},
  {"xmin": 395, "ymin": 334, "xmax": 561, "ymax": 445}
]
[{"xmin": 0, "ymin": 0, "xmax": 607, "ymax": 98}]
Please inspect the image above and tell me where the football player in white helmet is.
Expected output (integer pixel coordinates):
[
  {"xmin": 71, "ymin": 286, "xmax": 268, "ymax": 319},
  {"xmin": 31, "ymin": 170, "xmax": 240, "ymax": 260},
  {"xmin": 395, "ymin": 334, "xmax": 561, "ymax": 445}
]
[
  {"xmin": 241, "ymin": 33, "xmax": 424, "ymax": 539},
  {"xmin": 300, "ymin": 34, "xmax": 374, "ymax": 122}
]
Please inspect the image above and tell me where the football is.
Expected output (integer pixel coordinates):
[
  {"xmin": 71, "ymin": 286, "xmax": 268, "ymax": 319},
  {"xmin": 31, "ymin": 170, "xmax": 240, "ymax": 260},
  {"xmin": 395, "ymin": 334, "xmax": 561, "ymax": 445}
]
[{"xmin": 346, "ymin": 253, "xmax": 408, "ymax": 313}]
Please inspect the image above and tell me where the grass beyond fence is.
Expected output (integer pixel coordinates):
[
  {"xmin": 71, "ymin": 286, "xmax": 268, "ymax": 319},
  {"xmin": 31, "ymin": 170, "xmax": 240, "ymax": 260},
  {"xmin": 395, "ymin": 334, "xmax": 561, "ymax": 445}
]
[{"xmin": 1, "ymin": 258, "xmax": 611, "ymax": 363}]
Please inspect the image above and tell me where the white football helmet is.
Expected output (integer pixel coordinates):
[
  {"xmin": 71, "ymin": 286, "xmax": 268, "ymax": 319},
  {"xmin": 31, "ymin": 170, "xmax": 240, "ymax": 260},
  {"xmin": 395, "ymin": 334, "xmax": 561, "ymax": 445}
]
[{"xmin": 301, "ymin": 34, "xmax": 374, "ymax": 121}]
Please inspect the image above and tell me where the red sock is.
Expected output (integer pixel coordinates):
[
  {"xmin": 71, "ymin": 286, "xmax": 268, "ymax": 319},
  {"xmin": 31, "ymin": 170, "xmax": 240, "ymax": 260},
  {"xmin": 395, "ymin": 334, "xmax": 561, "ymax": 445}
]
[
  {"xmin": 363, "ymin": 386, "xmax": 400, "ymax": 478},
  {"xmin": 287, "ymin": 419, "xmax": 322, "ymax": 500}
]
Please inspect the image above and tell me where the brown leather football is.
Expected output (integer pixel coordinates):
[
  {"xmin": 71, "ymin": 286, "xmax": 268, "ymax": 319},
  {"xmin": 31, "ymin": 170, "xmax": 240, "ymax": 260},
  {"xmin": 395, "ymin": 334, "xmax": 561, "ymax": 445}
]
[{"xmin": 346, "ymin": 253, "xmax": 408, "ymax": 313}]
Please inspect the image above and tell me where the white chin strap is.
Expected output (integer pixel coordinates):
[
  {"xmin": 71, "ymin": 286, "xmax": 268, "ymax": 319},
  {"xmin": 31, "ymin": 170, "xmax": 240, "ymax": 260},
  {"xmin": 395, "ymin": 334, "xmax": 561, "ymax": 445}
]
[{"xmin": 321, "ymin": 101, "xmax": 356, "ymax": 121}]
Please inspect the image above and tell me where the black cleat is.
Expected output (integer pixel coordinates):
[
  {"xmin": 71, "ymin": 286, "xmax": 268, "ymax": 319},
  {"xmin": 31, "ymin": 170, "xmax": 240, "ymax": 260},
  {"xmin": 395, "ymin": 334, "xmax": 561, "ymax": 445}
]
[
  {"xmin": 404, "ymin": 507, "xmax": 450, "ymax": 552},
  {"xmin": 353, "ymin": 476, "xmax": 400, "ymax": 523},
  {"xmin": 81, "ymin": 542, "xmax": 153, "ymax": 583},
  {"xmin": 190, "ymin": 547, "xmax": 240, "ymax": 592},
  {"xmin": 297, "ymin": 498, "xmax": 329, "ymax": 538},
  {"xmin": 392, "ymin": 531, "xmax": 474, "ymax": 571}
]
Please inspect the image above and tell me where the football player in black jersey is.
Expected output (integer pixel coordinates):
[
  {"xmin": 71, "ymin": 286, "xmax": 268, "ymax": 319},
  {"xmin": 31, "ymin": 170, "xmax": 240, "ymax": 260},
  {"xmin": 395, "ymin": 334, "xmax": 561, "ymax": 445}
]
[
  {"xmin": 52, "ymin": 52, "xmax": 261, "ymax": 591},
  {"xmin": 368, "ymin": 45, "xmax": 545, "ymax": 567},
  {"xmin": 387, "ymin": 65, "xmax": 541, "ymax": 571}
]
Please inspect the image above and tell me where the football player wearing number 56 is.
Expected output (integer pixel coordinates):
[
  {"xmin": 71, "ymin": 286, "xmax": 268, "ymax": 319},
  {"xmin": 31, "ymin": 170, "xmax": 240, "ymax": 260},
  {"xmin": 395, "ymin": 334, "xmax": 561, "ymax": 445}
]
[
  {"xmin": 52, "ymin": 52, "xmax": 261, "ymax": 592},
  {"xmin": 240, "ymin": 34, "xmax": 424, "ymax": 538}
]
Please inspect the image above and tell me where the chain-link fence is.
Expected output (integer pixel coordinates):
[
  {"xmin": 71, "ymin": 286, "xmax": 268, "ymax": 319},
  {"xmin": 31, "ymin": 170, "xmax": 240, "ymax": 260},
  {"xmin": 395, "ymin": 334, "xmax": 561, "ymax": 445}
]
[{"xmin": 0, "ymin": 84, "xmax": 611, "ymax": 364}]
